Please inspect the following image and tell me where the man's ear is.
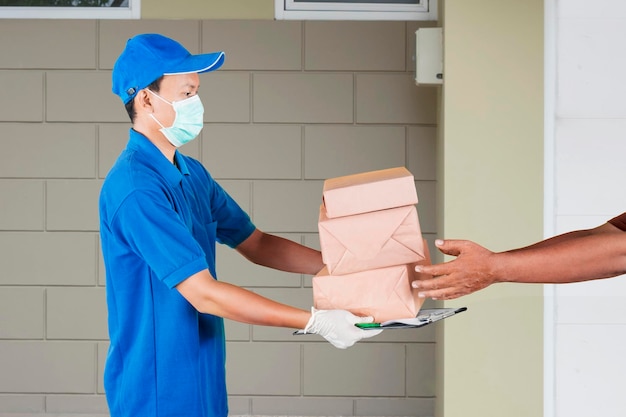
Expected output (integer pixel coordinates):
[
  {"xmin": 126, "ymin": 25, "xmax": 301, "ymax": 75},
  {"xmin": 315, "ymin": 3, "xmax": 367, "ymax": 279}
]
[{"xmin": 135, "ymin": 89, "xmax": 154, "ymax": 113}]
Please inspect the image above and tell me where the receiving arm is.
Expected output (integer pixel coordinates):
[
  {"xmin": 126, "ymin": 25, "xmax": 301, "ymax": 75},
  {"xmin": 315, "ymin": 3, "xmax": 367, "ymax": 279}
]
[{"xmin": 413, "ymin": 221, "xmax": 626, "ymax": 300}]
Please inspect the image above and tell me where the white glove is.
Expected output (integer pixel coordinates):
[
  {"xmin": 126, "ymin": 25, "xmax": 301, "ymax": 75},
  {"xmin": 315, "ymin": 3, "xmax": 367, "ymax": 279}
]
[{"xmin": 303, "ymin": 307, "xmax": 383, "ymax": 349}]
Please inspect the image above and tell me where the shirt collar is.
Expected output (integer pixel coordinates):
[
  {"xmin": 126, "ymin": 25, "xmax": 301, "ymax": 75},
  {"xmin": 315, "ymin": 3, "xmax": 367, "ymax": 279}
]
[
  {"xmin": 127, "ymin": 129, "xmax": 186, "ymax": 186},
  {"xmin": 173, "ymin": 151, "xmax": 190, "ymax": 176}
]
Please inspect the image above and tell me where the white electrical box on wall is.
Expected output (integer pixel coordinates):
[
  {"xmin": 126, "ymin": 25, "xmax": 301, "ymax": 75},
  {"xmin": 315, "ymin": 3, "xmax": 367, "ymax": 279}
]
[{"xmin": 415, "ymin": 27, "xmax": 443, "ymax": 85}]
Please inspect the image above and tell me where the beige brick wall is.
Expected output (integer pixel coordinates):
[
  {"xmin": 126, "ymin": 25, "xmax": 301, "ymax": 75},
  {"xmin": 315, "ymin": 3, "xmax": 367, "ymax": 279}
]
[{"xmin": 0, "ymin": 19, "xmax": 438, "ymax": 417}]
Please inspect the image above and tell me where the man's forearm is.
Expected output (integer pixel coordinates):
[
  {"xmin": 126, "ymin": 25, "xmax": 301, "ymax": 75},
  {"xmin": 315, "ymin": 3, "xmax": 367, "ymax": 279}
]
[
  {"xmin": 238, "ymin": 230, "xmax": 324, "ymax": 275},
  {"xmin": 495, "ymin": 230, "xmax": 626, "ymax": 284},
  {"xmin": 177, "ymin": 271, "xmax": 311, "ymax": 328}
]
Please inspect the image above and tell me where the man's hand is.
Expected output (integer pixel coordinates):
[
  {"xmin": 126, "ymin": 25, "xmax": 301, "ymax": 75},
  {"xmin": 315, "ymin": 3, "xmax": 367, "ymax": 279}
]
[
  {"xmin": 304, "ymin": 308, "xmax": 383, "ymax": 349},
  {"xmin": 411, "ymin": 239, "xmax": 499, "ymax": 300}
]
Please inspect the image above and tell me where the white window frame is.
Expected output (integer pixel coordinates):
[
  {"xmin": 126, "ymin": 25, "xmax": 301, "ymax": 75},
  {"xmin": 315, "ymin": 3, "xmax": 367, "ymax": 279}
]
[
  {"xmin": 0, "ymin": 0, "xmax": 140, "ymax": 19},
  {"xmin": 275, "ymin": 0, "xmax": 437, "ymax": 20}
]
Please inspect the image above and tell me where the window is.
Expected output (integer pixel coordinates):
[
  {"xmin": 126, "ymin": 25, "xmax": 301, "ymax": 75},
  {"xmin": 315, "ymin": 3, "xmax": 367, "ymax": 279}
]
[
  {"xmin": 0, "ymin": 0, "xmax": 140, "ymax": 19},
  {"xmin": 275, "ymin": 0, "xmax": 437, "ymax": 20}
]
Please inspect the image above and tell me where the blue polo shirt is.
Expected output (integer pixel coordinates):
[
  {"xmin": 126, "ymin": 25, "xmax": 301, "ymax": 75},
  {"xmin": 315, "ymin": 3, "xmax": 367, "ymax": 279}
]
[{"xmin": 99, "ymin": 129, "xmax": 256, "ymax": 417}]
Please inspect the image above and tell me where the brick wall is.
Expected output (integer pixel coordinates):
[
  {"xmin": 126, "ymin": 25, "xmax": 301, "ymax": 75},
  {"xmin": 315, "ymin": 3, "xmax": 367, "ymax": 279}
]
[{"xmin": 0, "ymin": 18, "xmax": 438, "ymax": 416}]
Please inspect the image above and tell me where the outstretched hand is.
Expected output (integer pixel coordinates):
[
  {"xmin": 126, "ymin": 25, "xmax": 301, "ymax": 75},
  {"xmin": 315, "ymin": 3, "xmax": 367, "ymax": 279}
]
[
  {"xmin": 304, "ymin": 308, "xmax": 383, "ymax": 349},
  {"xmin": 412, "ymin": 239, "xmax": 499, "ymax": 300}
]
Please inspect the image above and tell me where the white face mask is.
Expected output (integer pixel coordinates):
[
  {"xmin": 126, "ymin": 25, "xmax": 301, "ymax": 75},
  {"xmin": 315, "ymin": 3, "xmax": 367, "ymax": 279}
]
[{"xmin": 148, "ymin": 90, "xmax": 204, "ymax": 147}]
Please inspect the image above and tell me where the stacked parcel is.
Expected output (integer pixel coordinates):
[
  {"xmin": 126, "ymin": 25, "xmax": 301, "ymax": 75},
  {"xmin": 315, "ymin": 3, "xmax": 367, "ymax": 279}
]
[{"xmin": 314, "ymin": 167, "xmax": 431, "ymax": 323}]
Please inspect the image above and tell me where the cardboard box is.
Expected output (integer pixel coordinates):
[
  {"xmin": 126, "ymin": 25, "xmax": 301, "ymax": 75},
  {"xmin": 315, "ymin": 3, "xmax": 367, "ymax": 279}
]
[
  {"xmin": 313, "ymin": 240, "xmax": 433, "ymax": 323},
  {"xmin": 313, "ymin": 264, "xmax": 420, "ymax": 323},
  {"xmin": 319, "ymin": 203, "xmax": 424, "ymax": 275},
  {"xmin": 322, "ymin": 167, "xmax": 418, "ymax": 219}
]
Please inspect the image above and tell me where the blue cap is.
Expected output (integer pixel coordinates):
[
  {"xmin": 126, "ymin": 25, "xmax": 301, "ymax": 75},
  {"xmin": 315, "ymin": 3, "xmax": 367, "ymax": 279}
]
[{"xmin": 112, "ymin": 33, "xmax": 225, "ymax": 104}]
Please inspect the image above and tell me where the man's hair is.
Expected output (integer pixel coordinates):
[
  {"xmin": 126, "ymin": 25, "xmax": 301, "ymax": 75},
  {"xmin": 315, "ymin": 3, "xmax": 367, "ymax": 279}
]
[{"xmin": 124, "ymin": 77, "xmax": 163, "ymax": 123}]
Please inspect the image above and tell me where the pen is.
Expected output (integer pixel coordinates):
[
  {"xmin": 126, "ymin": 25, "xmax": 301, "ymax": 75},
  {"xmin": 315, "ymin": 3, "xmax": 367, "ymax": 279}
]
[{"xmin": 355, "ymin": 322, "xmax": 381, "ymax": 328}]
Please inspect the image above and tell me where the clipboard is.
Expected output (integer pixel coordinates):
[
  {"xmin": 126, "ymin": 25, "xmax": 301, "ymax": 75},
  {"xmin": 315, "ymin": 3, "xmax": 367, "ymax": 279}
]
[
  {"xmin": 293, "ymin": 307, "xmax": 467, "ymax": 335},
  {"xmin": 357, "ymin": 307, "xmax": 467, "ymax": 330}
]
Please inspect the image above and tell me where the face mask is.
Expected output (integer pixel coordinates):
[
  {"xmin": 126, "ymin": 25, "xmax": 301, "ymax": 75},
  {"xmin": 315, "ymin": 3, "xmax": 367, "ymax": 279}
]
[{"xmin": 148, "ymin": 90, "xmax": 204, "ymax": 147}]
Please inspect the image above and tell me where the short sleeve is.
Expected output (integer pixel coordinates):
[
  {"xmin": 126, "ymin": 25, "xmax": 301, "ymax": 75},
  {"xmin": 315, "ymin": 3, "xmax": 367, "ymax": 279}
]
[
  {"xmin": 112, "ymin": 189, "xmax": 208, "ymax": 288},
  {"xmin": 210, "ymin": 182, "xmax": 255, "ymax": 248},
  {"xmin": 608, "ymin": 212, "xmax": 626, "ymax": 231}
]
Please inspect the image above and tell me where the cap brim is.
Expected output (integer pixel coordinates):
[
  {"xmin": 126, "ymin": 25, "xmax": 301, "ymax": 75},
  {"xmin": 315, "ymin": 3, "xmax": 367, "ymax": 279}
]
[{"xmin": 163, "ymin": 51, "xmax": 225, "ymax": 76}]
